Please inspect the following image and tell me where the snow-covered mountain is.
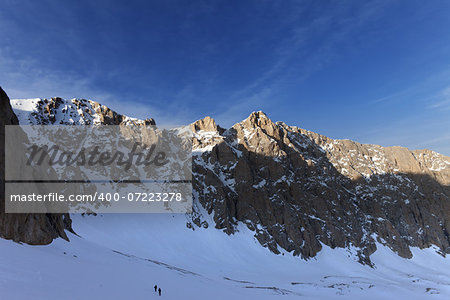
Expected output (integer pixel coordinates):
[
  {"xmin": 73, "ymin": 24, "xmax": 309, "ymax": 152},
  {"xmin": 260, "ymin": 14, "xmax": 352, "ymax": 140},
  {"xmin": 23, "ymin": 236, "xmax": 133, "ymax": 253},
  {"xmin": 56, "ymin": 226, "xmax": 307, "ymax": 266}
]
[
  {"xmin": 2, "ymin": 91, "xmax": 450, "ymax": 299},
  {"xmin": 11, "ymin": 97, "xmax": 155, "ymax": 125}
]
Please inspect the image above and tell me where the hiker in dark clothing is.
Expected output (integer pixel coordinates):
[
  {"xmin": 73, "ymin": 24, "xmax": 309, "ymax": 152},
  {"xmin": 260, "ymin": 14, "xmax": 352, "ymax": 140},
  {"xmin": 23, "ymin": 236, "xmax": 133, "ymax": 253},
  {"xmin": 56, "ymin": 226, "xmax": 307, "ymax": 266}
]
[
  {"xmin": 158, "ymin": 287, "xmax": 161, "ymax": 296},
  {"xmin": 154, "ymin": 285, "xmax": 157, "ymax": 292}
]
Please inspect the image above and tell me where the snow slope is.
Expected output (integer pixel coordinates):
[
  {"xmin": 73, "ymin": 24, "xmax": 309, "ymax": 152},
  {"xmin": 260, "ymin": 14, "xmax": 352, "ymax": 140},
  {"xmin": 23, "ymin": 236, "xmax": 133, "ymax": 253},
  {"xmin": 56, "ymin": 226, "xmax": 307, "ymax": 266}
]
[
  {"xmin": 9, "ymin": 98, "xmax": 41, "ymax": 124},
  {"xmin": 1, "ymin": 213, "xmax": 450, "ymax": 300}
]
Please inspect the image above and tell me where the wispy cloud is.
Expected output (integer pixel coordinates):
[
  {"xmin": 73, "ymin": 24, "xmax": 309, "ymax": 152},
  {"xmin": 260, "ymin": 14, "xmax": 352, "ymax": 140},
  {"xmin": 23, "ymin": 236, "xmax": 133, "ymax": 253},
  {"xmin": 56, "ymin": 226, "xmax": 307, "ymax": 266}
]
[
  {"xmin": 0, "ymin": 53, "xmax": 106, "ymax": 100},
  {"xmin": 215, "ymin": 0, "xmax": 389, "ymax": 127},
  {"xmin": 1, "ymin": 0, "xmax": 448, "ymax": 156},
  {"xmin": 0, "ymin": 56, "xmax": 188, "ymax": 125},
  {"xmin": 429, "ymin": 87, "xmax": 450, "ymax": 110},
  {"xmin": 370, "ymin": 87, "xmax": 415, "ymax": 104}
]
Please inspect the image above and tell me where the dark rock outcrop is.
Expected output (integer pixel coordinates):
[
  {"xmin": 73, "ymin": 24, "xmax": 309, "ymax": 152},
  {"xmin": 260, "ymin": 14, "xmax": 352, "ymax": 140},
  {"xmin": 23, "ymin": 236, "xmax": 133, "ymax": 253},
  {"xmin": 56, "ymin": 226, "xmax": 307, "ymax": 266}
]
[{"xmin": 0, "ymin": 87, "xmax": 72, "ymax": 244}]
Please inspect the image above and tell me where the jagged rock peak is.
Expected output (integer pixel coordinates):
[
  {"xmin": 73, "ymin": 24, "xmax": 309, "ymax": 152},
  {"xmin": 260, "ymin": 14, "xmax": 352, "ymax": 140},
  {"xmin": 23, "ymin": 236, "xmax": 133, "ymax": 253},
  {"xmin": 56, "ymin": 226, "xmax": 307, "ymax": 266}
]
[
  {"xmin": 237, "ymin": 110, "xmax": 281, "ymax": 140},
  {"xmin": 241, "ymin": 111, "xmax": 275, "ymax": 129},
  {"xmin": 191, "ymin": 116, "xmax": 218, "ymax": 132},
  {"xmin": 243, "ymin": 111, "xmax": 271, "ymax": 125}
]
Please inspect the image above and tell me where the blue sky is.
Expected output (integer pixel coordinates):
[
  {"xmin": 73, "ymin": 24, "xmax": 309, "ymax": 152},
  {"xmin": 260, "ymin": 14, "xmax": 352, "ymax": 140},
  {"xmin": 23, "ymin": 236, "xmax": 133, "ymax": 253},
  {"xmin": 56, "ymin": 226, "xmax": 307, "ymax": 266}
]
[{"xmin": 1, "ymin": 0, "xmax": 450, "ymax": 155}]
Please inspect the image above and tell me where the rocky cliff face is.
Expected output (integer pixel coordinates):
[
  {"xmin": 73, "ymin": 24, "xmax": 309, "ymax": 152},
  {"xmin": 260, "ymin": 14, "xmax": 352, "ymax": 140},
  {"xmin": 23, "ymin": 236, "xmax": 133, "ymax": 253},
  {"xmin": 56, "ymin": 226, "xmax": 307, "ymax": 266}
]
[
  {"xmin": 8, "ymin": 96, "xmax": 450, "ymax": 264},
  {"xmin": 0, "ymin": 87, "xmax": 73, "ymax": 244},
  {"xmin": 190, "ymin": 111, "xmax": 449, "ymax": 264}
]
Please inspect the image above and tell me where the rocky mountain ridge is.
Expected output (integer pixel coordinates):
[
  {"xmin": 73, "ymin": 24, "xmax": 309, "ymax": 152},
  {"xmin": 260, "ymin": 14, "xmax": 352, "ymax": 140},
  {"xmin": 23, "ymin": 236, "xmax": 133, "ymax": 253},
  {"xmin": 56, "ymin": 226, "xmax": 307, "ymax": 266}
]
[
  {"xmin": 4, "ymin": 94, "xmax": 450, "ymax": 265},
  {"xmin": 11, "ymin": 97, "xmax": 155, "ymax": 126},
  {"xmin": 190, "ymin": 111, "xmax": 449, "ymax": 264}
]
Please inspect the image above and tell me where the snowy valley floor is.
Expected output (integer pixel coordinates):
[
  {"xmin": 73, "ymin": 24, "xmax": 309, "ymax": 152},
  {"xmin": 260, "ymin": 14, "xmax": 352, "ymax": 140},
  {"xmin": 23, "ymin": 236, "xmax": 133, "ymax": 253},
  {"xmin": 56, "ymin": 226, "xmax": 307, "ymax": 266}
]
[{"xmin": 1, "ymin": 213, "xmax": 450, "ymax": 299}]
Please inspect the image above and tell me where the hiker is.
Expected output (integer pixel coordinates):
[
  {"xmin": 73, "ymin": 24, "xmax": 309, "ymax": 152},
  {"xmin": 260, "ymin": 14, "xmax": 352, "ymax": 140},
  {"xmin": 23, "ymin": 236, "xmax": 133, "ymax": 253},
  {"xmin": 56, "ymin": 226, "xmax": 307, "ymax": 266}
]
[
  {"xmin": 154, "ymin": 285, "xmax": 157, "ymax": 292},
  {"xmin": 158, "ymin": 287, "xmax": 161, "ymax": 296}
]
